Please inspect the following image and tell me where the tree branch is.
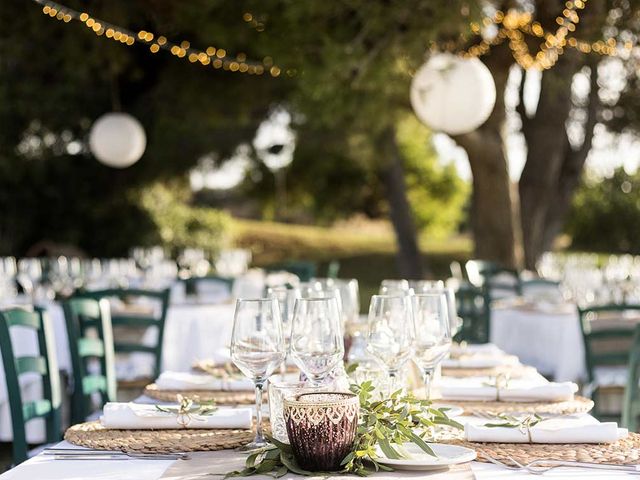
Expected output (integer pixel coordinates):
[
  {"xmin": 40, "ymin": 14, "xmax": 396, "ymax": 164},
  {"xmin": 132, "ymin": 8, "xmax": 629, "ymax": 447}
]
[{"xmin": 515, "ymin": 67, "xmax": 532, "ymax": 143}]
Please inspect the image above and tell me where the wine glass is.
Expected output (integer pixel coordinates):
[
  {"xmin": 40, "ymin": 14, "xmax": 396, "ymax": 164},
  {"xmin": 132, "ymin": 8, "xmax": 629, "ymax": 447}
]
[
  {"xmin": 408, "ymin": 280, "xmax": 444, "ymax": 293},
  {"xmin": 267, "ymin": 286, "xmax": 301, "ymax": 377},
  {"xmin": 290, "ymin": 297, "xmax": 344, "ymax": 385},
  {"xmin": 422, "ymin": 286, "xmax": 463, "ymax": 339},
  {"xmin": 412, "ymin": 293, "xmax": 452, "ymax": 400},
  {"xmin": 366, "ymin": 295, "xmax": 415, "ymax": 394},
  {"xmin": 230, "ymin": 298, "xmax": 285, "ymax": 450},
  {"xmin": 379, "ymin": 279, "xmax": 410, "ymax": 295}
]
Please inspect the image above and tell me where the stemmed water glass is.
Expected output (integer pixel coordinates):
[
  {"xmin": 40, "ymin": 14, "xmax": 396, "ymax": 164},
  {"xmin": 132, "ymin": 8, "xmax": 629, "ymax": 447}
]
[
  {"xmin": 366, "ymin": 294, "xmax": 415, "ymax": 395},
  {"xmin": 379, "ymin": 279, "xmax": 410, "ymax": 295},
  {"xmin": 267, "ymin": 286, "xmax": 301, "ymax": 377},
  {"xmin": 422, "ymin": 286, "xmax": 463, "ymax": 339},
  {"xmin": 412, "ymin": 293, "xmax": 452, "ymax": 400},
  {"xmin": 230, "ymin": 298, "xmax": 285, "ymax": 450},
  {"xmin": 290, "ymin": 297, "xmax": 344, "ymax": 385}
]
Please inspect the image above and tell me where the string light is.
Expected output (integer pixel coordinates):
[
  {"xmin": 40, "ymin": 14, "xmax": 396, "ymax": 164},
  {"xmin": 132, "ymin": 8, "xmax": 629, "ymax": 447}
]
[
  {"xmin": 32, "ymin": 0, "xmax": 282, "ymax": 77},
  {"xmin": 459, "ymin": 0, "xmax": 634, "ymax": 71}
]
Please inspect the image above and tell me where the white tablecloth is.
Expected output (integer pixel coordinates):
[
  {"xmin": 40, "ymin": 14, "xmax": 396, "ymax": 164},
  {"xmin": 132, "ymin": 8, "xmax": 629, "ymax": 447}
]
[
  {"xmin": 490, "ymin": 304, "xmax": 587, "ymax": 382},
  {"xmin": 158, "ymin": 302, "xmax": 236, "ymax": 372},
  {"xmin": 1, "ymin": 440, "xmax": 637, "ymax": 480}
]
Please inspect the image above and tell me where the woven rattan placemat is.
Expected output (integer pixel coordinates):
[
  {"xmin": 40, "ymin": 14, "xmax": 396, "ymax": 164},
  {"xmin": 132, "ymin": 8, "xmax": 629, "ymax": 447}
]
[
  {"xmin": 442, "ymin": 365, "xmax": 538, "ymax": 379},
  {"xmin": 144, "ymin": 383, "xmax": 256, "ymax": 404},
  {"xmin": 64, "ymin": 421, "xmax": 260, "ymax": 452},
  {"xmin": 448, "ymin": 395, "xmax": 594, "ymax": 416},
  {"xmin": 444, "ymin": 432, "xmax": 640, "ymax": 465}
]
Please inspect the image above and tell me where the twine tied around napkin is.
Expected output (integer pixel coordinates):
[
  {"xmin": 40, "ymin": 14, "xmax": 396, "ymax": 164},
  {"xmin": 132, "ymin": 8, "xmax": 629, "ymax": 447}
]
[
  {"xmin": 483, "ymin": 373, "xmax": 511, "ymax": 401},
  {"xmin": 155, "ymin": 394, "xmax": 218, "ymax": 428},
  {"xmin": 484, "ymin": 412, "xmax": 544, "ymax": 443}
]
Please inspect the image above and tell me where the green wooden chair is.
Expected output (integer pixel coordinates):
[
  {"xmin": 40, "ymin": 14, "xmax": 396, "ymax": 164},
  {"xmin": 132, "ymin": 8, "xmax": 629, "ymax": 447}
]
[
  {"xmin": 326, "ymin": 260, "xmax": 341, "ymax": 279},
  {"xmin": 184, "ymin": 275, "xmax": 234, "ymax": 299},
  {"xmin": 76, "ymin": 288, "xmax": 170, "ymax": 382},
  {"xmin": 465, "ymin": 260, "xmax": 521, "ymax": 301},
  {"xmin": 454, "ymin": 285, "xmax": 491, "ymax": 343},
  {"xmin": 578, "ymin": 303, "xmax": 640, "ymax": 420},
  {"xmin": 622, "ymin": 324, "xmax": 640, "ymax": 432},
  {"xmin": 266, "ymin": 261, "xmax": 317, "ymax": 282},
  {"xmin": 0, "ymin": 307, "xmax": 62, "ymax": 465},
  {"xmin": 63, "ymin": 297, "xmax": 116, "ymax": 425}
]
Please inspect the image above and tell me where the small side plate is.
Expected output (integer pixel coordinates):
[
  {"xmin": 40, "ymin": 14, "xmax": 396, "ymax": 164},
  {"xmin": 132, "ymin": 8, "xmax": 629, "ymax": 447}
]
[{"xmin": 376, "ymin": 443, "xmax": 476, "ymax": 471}]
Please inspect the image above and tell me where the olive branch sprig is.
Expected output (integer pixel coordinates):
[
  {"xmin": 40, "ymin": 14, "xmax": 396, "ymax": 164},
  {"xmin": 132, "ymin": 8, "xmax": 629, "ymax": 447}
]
[{"xmin": 483, "ymin": 412, "xmax": 544, "ymax": 434}]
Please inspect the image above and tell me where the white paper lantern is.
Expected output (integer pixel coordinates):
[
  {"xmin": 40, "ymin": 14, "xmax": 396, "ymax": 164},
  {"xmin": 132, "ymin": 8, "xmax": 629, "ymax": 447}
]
[
  {"xmin": 410, "ymin": 53, "xmax": 497, "ymax": 136},
  {"xmin": 89, "ymin": 112, "xmax": 147, "ymax": 168}
]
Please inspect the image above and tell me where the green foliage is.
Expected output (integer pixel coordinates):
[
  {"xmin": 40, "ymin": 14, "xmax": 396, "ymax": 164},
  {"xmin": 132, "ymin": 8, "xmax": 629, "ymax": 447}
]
[
  {"xmin": 567, "ymin": 168, "xmax": 640, "ymax": 253},
  {"xmin": 397, "ymin": 116, "xmax": 469, "ymax": 238},
  {"xmin": 0, "ymin": 0, "xmax": 477, "ymax": 255},
  {"xmin": 225, "ymin": 381, "xmax": 462, "ymax": 477},
  {"xmin": 140, "ymin": 182, "xmax": 230, "ymax": 257}
]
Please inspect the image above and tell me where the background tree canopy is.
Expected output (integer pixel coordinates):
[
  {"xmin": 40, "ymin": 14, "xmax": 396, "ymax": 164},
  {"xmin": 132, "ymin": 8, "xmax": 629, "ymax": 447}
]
[
  {"xmin": 1, "ymin": 0, "xmax": 637, "ymax": 274},
  {"xmin": 0, "ymin": 0, "xmax": 473, "ymax": 266}
]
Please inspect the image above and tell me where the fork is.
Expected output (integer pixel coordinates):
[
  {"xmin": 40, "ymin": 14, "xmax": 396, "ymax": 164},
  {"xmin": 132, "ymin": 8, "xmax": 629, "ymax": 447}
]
[
  {"xmin": 43, "ymin": 447, "xmax": 189, "ymax": 461},
  {"xmin": 480, "ymin": 452, "xmax": 640, "ymax": 475}
]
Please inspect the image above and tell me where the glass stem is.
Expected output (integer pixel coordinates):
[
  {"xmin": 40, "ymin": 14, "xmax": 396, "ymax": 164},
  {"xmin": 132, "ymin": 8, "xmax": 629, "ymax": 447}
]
[
  {"xmin": 423, "ymin": 369, "xmax": 434, "ymax": 401},
  {"xmin": 388, "ymin": 370, "xmax": 398, "ymax": 397},
  {"xmin": 280, "ymin": 356, "xmax": 287, "ymax": 381},
  {"xmin": 255, "ymin": 382, "xmax": 265, "ymax": 443}
]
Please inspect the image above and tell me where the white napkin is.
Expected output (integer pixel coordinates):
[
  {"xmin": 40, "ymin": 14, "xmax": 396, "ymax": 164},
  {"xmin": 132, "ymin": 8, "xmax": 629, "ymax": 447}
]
[
  {"xmin": 442, "ymin": 354, "xmax": 520, "ymax": 369},
  {"xmin": 155, "ymin": 371, "xmax": 254, "ymax": 391},
  {"xmin": 100, "ymin": 402, "xmax": 253, "ymax": 430},
  {"xmin": 440, "ymin": 380, "xmax": 578, "ymax": 402},
  {"xmin": 466, "ymin": 416, "xmax": 628, "ymax": 443},
  {"xmin": 450, "ymin": 343, "xmax": 503, "ymax": 357}
]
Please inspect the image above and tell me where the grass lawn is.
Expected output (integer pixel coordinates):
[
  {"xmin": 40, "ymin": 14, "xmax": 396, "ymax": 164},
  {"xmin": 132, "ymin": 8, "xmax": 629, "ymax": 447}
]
[{"xmin": 231, "ymin": 219, "xmax": 473, "ymax": 308}]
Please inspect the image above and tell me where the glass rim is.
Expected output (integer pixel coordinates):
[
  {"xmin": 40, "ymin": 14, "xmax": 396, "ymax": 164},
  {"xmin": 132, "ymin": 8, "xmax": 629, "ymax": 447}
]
[
  {"xmin": 236, "ymin": 297, "xmax": 277, "ymax": 303},
  {"xmin": 412, "ymin": 292, "xmax": 447, "ymax": 298},
  {"xmin": 294, "ymin": 296, "xmax": 339, "ymax": 302},
  {"xmin": 371, "ymin": 293, "xmax": 409, "ymax": 300}
]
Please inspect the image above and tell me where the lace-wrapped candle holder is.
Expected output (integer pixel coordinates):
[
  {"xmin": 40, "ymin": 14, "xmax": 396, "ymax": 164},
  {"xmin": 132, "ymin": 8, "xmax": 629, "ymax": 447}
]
[{"xmin": 284, "ymin": 392, "xmax": 359, "ymax": 471}]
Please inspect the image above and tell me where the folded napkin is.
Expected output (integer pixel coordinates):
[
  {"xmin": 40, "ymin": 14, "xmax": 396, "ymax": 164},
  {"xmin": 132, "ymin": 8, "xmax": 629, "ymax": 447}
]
[
  {"xmin": 466, "ymin": 416, "xmax": 628, "ymax": 443},
  {"xmin": 100, "ymin": 402, "xmax": 253, "ymax": 430},
  {"xmin": 442, "ymin": 354, "xmax": 520, "ymax": 369},
  {"xmin": 155, "ymin": 371, "xmax": 254, "ymax": 391},
  {"xmin": 450, "ymin": 343, "xmax": 503, "ymax": 357},
  {"xmin": 440, "ymin": 380, "xmax": 578, "ymax": 402}
]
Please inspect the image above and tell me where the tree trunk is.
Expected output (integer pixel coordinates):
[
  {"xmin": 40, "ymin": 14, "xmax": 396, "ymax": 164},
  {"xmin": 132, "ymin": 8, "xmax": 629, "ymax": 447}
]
[
  {"xmin": 454, "ymin": 44, "xmax": 517, "ymax": 268},
  {"xmin": 378, "ymin": 126, "xmax": 424, "ymax": 279},
  {"xmin": 518, "ymin": 56, "xmax": 599, "ymax": 269}
]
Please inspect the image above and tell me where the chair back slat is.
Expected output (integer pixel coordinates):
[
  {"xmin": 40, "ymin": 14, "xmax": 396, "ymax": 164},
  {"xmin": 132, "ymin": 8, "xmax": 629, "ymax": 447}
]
[
  {"xmin": 77, "ymin": 337, "xmax": 105, "ymax": 357},
  {"xmin": 15, "ymin": 355, "xmax": 48, "ymax": 375},
  {"xmin": 82, "ymin": 374, "xmax": 108, "ymax": 394},
  {"xmin": 5, "ymin": 311, "xmax": 41, "ymax": 329},
  {"xmin": 0, "ymin": 307, "xmax": 62, "ymax": 465},
  {"xmin": 22, "ymin": 399, "xmax": 52, "ymax": 422}
]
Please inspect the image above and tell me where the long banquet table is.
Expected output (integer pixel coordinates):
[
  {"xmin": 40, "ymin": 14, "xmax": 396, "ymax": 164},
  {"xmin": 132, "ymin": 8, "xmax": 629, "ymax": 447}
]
[{"xmin": 1, "ymin": 346, "xmax": 637, "ymax": 480}]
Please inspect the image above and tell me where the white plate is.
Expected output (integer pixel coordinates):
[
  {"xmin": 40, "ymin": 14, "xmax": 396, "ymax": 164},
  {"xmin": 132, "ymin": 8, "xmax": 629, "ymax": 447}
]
[
  {"xmin": 376, "ymin": 443, "xmax": 476, "ymax": 471},
  {"xmin": 432, "ymin": 404, "xmax": 464, "ymax": 418}
]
